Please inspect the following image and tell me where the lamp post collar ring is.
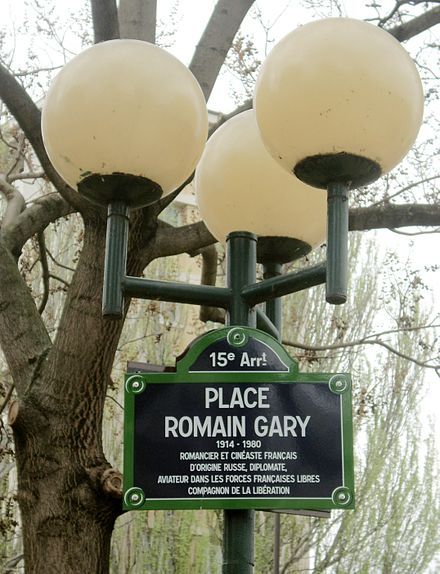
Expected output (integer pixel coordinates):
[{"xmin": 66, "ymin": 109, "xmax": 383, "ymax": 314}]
[{"xmin": 294, "ymin": 152, "xmax": 381, "ymax": 189}]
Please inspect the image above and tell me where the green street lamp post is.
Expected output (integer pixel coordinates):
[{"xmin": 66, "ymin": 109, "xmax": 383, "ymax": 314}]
[{"xmin": 41, "ymin": 17, "xmax": 423, "ymax": 574}]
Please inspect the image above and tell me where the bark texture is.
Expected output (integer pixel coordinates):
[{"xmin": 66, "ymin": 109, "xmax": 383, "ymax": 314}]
[
  {"xmin": 388, "ymin": 6, "xmax": 440, "ymax": 41},
  {"xmin": 6, "ymin": 207, "xmax": 157, "ymax": 572},
  {"xmin": 189, "ymin": 0, "xmax": 255, "ymax": 100},
  {"xmin": 91, "ymin": 0, "xmax": 120, "ymax": 42},
  {"xmin": 8, "ymin": 215, "xmax": 117, "ymax": 572},
  {"xmin": 119, "ymin": 0, "xmax": 157, "ymax": 42}
]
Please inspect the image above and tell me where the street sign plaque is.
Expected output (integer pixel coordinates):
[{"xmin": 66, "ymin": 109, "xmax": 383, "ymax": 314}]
[{"xmin": 123, "ymin": 327, "xmax": 354, "ymax": 511}]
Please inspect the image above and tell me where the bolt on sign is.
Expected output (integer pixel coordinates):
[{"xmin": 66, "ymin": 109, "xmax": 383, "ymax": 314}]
[{"xmin": 123, "ymin": 327, "xmax": 354, "ymax": 511}]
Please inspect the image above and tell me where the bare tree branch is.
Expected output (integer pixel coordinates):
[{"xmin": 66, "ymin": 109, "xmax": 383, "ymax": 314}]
[
  {"xmin": 387, "ymin": 6, "xmax": 440, "ymax": 41},
  {"xmin": 8, "ymin": 171, "xmax": 45, "ymax": 182},
  {"xmin": 189, "ymin": 0, "xmax": 255, "ymax": 100},
  {"xmin": 198, "ymin": 245, "xmax": 225, "ymax": 323},
  {"xmin": 149, "ymin": 201, "xmax": 440, "ymax": 263},
  {"xmin": 36, "ymin": 232, "xmax": 50, "ymax": 315},
  {"xmin": 150, "ymin": 219, "xmax": 216, "ymax": 260},
  {"xmin": 378, "ymin": 0, "xmax": 436, "ymax": 28},
  {"xmin": 208, "ymin": 99, "xmax": 252, "ymax": 137},
  {"xmin": 5, "ymin": 131, "xmax": 26, "ymax": 178},
  {"xmin": 49, "ymin": 273, "xmax": 70, "ymax": 288},
  {"xmin": 46, "ymin": 248, "xmax": 75, "ymax": 273},
  {"xmin": 119, "ymin": 0, "xmax": 156, "ymax": 42},
  {"xmin": 91, "ymin": 0, "xmax": 120, "ymax": 43},
  {"xmin": 2, "ymin": 552, "xmax": 23, "ymax": 572},
  {"xmin": 283, "ymin": 334, "xmax": 439, "ymax": 373},
  {"xmin": 390, "ymin": 227, "xmax": 440, "ymax": 236},
  {"xmin": 155, "ymin": 173, "xmax": 195, "ymax": 215},
  {"xmin": 369, "ymin": 175, "xmax": 440, "ymax": 208},
  {"xmin": 0, "ymin": 177, "xmax": 26, "ymax": 230},
  {"xmin": 0, "ymin": 239, "xmax": 52, "ymax": 396},
  {"xmin": 0, "ymin": 62, "xmax": 84, "ymax": 210},
  {"xmin": 0, "ymin": 382, "xmax": 15, "ymax": 415},
  {"xmin": 349, "ymin": 203, "xmax": 440, "ymax": 231},
  {"xmin": 1, "ymin": 194, "xmax": 75, "ymax": 256}
]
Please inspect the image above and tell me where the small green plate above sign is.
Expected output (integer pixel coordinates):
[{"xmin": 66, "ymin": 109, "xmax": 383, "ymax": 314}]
[{"xmin": 123, "ymin": 327, "xmax": 354, "ymax": 511}]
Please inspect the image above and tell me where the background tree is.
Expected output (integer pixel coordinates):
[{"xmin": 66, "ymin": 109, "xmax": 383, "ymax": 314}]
[{"xmin": 0, "ymin": 1, "xmax": 439, "ymax": 573}]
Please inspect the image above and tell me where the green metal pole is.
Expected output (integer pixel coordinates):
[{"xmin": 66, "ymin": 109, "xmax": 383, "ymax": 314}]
[
  {"xmin": 241, "ymin": 262, "xmax": 326, "ymax": 306},
  {"xmin": 262, "ymin": 262, "xmax": 282, "ymax": 574},
  {"xmin": 223, "ymin": 231, "xmax": 257, "ymax": 574},
  {"xmin": 263, "ymin": 262, "xmax": 282, "ymax": 335},
  {"xmin": 226, "ymin": 231, "xmax": 257, "ymax": 328},
  {"xmin": 102, "ymin": 201, "xmax": 130, "ymax": 319},
  {"xmin": 256, "ymin": 308, "xmax": 279, "ymax": 340},
  {"xmin": 122, "ymin": 276, "xmax": 232, "ymax": 308},
  {"xmin": 326, "ymin": 181, "xmax": 349, "ymax": 305}
]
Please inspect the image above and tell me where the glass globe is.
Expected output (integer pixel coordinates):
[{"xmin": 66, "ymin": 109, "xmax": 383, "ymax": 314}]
[
  {"xmin": 254, "ymin": 18, "xmax": 424, "ymax": 189},
  {"xmin": 42, "ymin": 39, "xmax": 208, "ymax": 207},
  {"xmin": 195, "ymin": 110, "xmax": 326, "ymax": 260}
]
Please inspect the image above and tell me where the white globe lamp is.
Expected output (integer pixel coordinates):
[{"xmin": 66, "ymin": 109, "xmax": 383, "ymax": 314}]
[
  {"xmin": 42, "ymin": 39, "xmax": 208, "ymax": 207},
  {"xmin": 195, "ymin": 110, "xmax": 327, "ymax": 264},
  {"xmin": 254, "ymin": 18, "xmax": 424, "ymax": 189}
]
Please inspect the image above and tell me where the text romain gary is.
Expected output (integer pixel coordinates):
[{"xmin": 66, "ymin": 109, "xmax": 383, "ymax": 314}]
[{"xmin": 164, "ymin": 386, "xmax": 311, "ymax": 438}]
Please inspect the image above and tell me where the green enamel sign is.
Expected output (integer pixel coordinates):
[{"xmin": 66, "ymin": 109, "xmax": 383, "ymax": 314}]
[{"xmin": 123, "ymin": 327, "xmax": 354, "ymax": 511}]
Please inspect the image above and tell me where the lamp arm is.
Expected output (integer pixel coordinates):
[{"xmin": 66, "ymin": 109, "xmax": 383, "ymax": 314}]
[
  {"xmin": 241, "ymin": 262, "xmax": 326, "ymax": 307},
  {"xmin": 326, "ymin": 181, "xmax": 349, "ymax": 305},
  {"xmin": 122, "ymin": 276, "xmax": 232, "ymax": 308}
]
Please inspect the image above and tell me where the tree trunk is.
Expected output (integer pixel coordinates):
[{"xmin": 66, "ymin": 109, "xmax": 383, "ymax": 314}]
[
  {"xmin": 7, "ymin": 207, "xmax": 158, "ymax": 572},
  {"xmin": 12, "ymin": 398, "xmax": 119, "ymax": 574},
  {"xmin": 7, "ymin": 212, "xmax": 137, "ymax": 573}
]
